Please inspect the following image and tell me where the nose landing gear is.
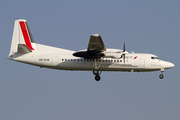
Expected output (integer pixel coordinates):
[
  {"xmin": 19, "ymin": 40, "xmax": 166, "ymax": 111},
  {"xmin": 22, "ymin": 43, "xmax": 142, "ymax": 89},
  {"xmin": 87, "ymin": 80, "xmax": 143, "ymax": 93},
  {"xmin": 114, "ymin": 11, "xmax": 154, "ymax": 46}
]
[{"xmin": 159, "ymin": 69, "xmax": 164, "ymax": 79}]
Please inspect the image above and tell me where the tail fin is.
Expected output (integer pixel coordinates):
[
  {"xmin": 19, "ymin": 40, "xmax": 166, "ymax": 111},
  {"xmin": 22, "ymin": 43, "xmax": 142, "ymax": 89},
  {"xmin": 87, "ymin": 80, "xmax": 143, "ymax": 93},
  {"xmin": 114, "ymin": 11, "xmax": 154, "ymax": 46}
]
[{"xmin": 8, "ymin": 19, "xmax": 36, "ymax": 56}]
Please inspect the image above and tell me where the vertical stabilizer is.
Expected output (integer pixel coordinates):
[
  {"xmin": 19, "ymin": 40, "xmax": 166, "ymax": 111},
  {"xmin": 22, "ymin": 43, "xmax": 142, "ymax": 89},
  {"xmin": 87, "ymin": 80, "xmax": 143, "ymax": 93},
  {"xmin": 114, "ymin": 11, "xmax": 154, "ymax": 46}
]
[{"xmin": 8, "ymin": 19, "xmax": 36, "ymax": 56}]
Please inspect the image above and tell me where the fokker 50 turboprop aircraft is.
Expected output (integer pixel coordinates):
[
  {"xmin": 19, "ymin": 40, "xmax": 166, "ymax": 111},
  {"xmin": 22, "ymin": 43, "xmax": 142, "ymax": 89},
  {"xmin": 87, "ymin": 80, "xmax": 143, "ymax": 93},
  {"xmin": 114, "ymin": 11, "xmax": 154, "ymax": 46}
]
[{"xmin": 7, "ymin": 19, "xmax": 174, "ymax": 81}]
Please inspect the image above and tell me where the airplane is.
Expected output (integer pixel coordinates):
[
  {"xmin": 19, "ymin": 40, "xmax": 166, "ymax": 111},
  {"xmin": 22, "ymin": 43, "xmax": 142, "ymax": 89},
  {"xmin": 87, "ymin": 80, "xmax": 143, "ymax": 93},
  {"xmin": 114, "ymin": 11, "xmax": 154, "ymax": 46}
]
[{"xmin": 7, "ymin": 19, "xmax": 174, "ymax": 81}]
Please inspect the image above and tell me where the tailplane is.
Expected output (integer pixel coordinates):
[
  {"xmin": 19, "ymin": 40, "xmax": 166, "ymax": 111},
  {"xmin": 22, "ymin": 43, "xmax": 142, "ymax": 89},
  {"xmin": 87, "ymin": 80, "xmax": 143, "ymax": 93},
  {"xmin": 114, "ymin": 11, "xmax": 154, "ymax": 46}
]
[{"xmin": 8, "ymin": 19, "xmax": 36, "ymax": 56}]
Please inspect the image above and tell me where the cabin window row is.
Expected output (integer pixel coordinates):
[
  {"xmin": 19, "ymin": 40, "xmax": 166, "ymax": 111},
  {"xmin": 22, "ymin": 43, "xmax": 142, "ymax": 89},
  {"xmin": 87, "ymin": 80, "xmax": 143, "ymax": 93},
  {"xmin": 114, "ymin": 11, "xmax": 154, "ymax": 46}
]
[{"xmin": 62, "ymin": 59, "xmax": 123, "ymax": 62}]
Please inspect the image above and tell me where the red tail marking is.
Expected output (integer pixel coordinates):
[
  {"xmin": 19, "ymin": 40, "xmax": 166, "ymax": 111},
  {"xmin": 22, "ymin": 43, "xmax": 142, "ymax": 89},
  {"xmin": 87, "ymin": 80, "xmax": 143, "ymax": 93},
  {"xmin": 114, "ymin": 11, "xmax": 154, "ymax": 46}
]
[{"xmin": 19, "ymin": 21, "xmax": 34, "ymax": 50}]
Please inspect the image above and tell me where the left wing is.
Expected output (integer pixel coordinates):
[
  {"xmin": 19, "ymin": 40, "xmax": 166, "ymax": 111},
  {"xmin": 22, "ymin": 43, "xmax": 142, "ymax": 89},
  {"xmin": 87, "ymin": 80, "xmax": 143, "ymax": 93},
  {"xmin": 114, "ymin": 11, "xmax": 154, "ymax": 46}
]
[{"xmin": 73, "ymin": 34, "xmax": 106, "ymax": 59}]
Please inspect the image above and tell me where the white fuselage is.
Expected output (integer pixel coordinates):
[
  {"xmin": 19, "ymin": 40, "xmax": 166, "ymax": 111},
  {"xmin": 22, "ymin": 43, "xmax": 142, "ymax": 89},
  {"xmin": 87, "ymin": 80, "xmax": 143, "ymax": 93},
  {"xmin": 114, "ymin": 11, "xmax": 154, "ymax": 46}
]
[
  {"xmin": 7, "ymin": 19, "xmax": 175, "ymax": 81},
  {"xmin": 7, "ymin": 43, "xmax": 174, "ymax": 72}
]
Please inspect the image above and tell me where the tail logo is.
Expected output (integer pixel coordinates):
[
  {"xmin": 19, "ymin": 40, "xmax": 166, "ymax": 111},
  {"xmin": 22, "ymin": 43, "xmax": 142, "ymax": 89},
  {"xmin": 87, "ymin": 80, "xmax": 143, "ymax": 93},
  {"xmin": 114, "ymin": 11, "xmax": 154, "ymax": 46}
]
[{"xmin": 19, "ymin": 21, "xmax": 34, "ymax": 50}]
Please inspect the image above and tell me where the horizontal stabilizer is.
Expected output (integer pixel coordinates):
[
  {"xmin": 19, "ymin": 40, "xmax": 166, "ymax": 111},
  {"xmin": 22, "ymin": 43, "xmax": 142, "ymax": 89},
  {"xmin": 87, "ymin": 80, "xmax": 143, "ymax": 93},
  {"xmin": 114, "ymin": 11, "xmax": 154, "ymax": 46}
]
[{"xmin": 18, "ymin": 44, "xmax": 32, "ymax": 53}]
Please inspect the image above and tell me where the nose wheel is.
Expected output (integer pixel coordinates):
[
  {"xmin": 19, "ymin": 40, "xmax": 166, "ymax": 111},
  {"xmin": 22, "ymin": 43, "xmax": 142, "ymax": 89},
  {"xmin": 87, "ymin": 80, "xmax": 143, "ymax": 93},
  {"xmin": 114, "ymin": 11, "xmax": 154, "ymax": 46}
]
[
  {"xmin": 159, "ymin": 69, "xmax": 164, "ymax": 79},
  {"xmin": 159, "ymin": 74, "xmax": 164, "ymax": 79}
]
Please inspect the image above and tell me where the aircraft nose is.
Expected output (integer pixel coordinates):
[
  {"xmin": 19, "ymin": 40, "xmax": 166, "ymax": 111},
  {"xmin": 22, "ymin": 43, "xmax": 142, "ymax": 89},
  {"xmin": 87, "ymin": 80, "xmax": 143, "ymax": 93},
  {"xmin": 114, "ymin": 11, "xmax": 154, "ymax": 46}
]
[
  {"xmin": 170, "ymin": 63, "xmax": 175, "ymax": 68},
  {"xmin": 160, "ymin": 60, "xmax": 174, "ymax": 69},
  {"xmin": 167, "ymin": 62, "xmax": 174, "ymax": 68}
]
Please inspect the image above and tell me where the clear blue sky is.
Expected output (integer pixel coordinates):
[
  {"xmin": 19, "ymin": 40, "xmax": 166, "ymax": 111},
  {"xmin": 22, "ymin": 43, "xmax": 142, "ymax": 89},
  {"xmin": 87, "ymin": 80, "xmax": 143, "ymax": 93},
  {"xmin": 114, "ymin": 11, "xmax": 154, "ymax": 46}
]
[{"xmin": 1, "ymin": 0, "xmax": 180, "ymax": 120}]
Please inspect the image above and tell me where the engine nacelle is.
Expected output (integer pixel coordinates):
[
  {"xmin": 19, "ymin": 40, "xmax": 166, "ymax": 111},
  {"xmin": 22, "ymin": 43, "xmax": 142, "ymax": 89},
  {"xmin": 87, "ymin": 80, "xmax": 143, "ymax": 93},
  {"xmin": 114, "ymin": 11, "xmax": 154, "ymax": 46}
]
[
  {"xmin": 103, "ymin": 51, "xmax": 128, "ymax": 59},
  {"xmin": 103, "ymin": 52, "xmax": 122, "ymax": 59}
]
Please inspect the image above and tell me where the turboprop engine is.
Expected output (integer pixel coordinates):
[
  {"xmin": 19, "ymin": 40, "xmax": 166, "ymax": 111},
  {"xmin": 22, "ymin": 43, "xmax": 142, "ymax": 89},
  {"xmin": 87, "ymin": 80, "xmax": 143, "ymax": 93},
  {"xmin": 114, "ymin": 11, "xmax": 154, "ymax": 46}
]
[{"xmin": 103, "ymin": 51, "xmax": 128, "ymax": 59}]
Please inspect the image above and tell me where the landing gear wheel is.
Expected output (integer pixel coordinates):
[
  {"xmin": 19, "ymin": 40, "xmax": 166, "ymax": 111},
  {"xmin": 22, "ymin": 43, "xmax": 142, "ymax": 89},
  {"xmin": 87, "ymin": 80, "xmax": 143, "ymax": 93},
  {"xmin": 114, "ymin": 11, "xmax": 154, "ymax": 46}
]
[
  {"xmin": 93, "ymin": 69, "xmax": 99, "ymax": 75},
  {"xmin": 93, "ymin": 69, "xmax": 102, "ymax": 81},
  {"xmin": 159, "ymin": 74, "xmax": 164, "ymax": 79},
  {"xmin": 95, "ymin": 75, "xmax": 101, "ymax": 81}
]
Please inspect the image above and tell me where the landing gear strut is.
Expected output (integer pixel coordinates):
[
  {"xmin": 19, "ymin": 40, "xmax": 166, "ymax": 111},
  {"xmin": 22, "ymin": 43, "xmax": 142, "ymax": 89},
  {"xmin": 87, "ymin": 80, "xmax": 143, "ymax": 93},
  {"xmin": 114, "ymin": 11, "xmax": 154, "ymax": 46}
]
[{"xmin": 159, "ymin": 69, "xmax": 164, "ymax": 79}]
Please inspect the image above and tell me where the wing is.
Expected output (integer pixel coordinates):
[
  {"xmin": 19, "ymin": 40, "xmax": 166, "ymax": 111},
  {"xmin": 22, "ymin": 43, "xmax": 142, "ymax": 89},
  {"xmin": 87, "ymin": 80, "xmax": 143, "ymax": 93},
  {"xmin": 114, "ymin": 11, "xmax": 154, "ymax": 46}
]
[
  {"xmin": 87, "ymin": 34, "xmax": 106, "ymax": 52},
  {"xmin": 73, "ymin": 34, "xmax": 106, "ymax": 59}
]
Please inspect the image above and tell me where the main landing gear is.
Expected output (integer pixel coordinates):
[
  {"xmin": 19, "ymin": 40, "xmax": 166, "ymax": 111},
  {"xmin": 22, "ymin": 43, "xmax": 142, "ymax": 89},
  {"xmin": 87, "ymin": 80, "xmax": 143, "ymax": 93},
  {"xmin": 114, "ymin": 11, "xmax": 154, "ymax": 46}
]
[
  {"xmin": 159, "ymin": 68, "xmax": 164, "ymax": 79},
  {"xmin": 93, "ymin": 69, "xmax": 102, "ymax": 81},
  {"xmin": 93, "ymin": 59, "xmax": 103, "ymax": 81}
]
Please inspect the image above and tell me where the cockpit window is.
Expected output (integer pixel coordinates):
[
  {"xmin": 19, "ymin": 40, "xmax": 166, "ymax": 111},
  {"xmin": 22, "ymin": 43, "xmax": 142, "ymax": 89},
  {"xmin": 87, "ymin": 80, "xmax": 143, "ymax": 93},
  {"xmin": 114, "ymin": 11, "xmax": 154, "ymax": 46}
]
[{"xmin": 151, "ymin": 57, "xmax": 159, "ymax": 59}]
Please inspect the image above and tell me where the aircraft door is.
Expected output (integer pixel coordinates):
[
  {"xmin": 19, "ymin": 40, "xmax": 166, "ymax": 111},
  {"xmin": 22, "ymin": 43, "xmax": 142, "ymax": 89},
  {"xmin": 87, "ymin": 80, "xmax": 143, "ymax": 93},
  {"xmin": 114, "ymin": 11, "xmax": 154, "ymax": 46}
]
[
  {"xmin": 139, "ymin": 59, "xmax": 145, "ymax": 68},
  {"xmin": 52, "ymin": 57, "xmax": 59, "ymax": 66}
]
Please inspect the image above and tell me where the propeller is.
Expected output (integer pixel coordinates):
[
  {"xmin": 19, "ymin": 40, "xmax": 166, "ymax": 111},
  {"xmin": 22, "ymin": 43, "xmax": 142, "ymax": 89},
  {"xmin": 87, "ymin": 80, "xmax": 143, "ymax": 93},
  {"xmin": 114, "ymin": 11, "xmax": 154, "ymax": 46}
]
[{"xmin": 122, "ymin": 42, "xmax": 126, "ymax": 64}]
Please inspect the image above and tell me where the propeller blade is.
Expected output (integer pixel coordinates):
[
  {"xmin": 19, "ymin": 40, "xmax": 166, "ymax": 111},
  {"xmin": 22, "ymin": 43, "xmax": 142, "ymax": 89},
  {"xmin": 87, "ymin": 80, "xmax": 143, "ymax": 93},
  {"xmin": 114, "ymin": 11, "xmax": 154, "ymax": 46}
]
[
  {"xmin": 123, "ymin": 42, "xmax": 126, "ymax": 52},
  {"xmin": 123, "ymin": 42, "xmax": 126, "ymax": 64}
]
